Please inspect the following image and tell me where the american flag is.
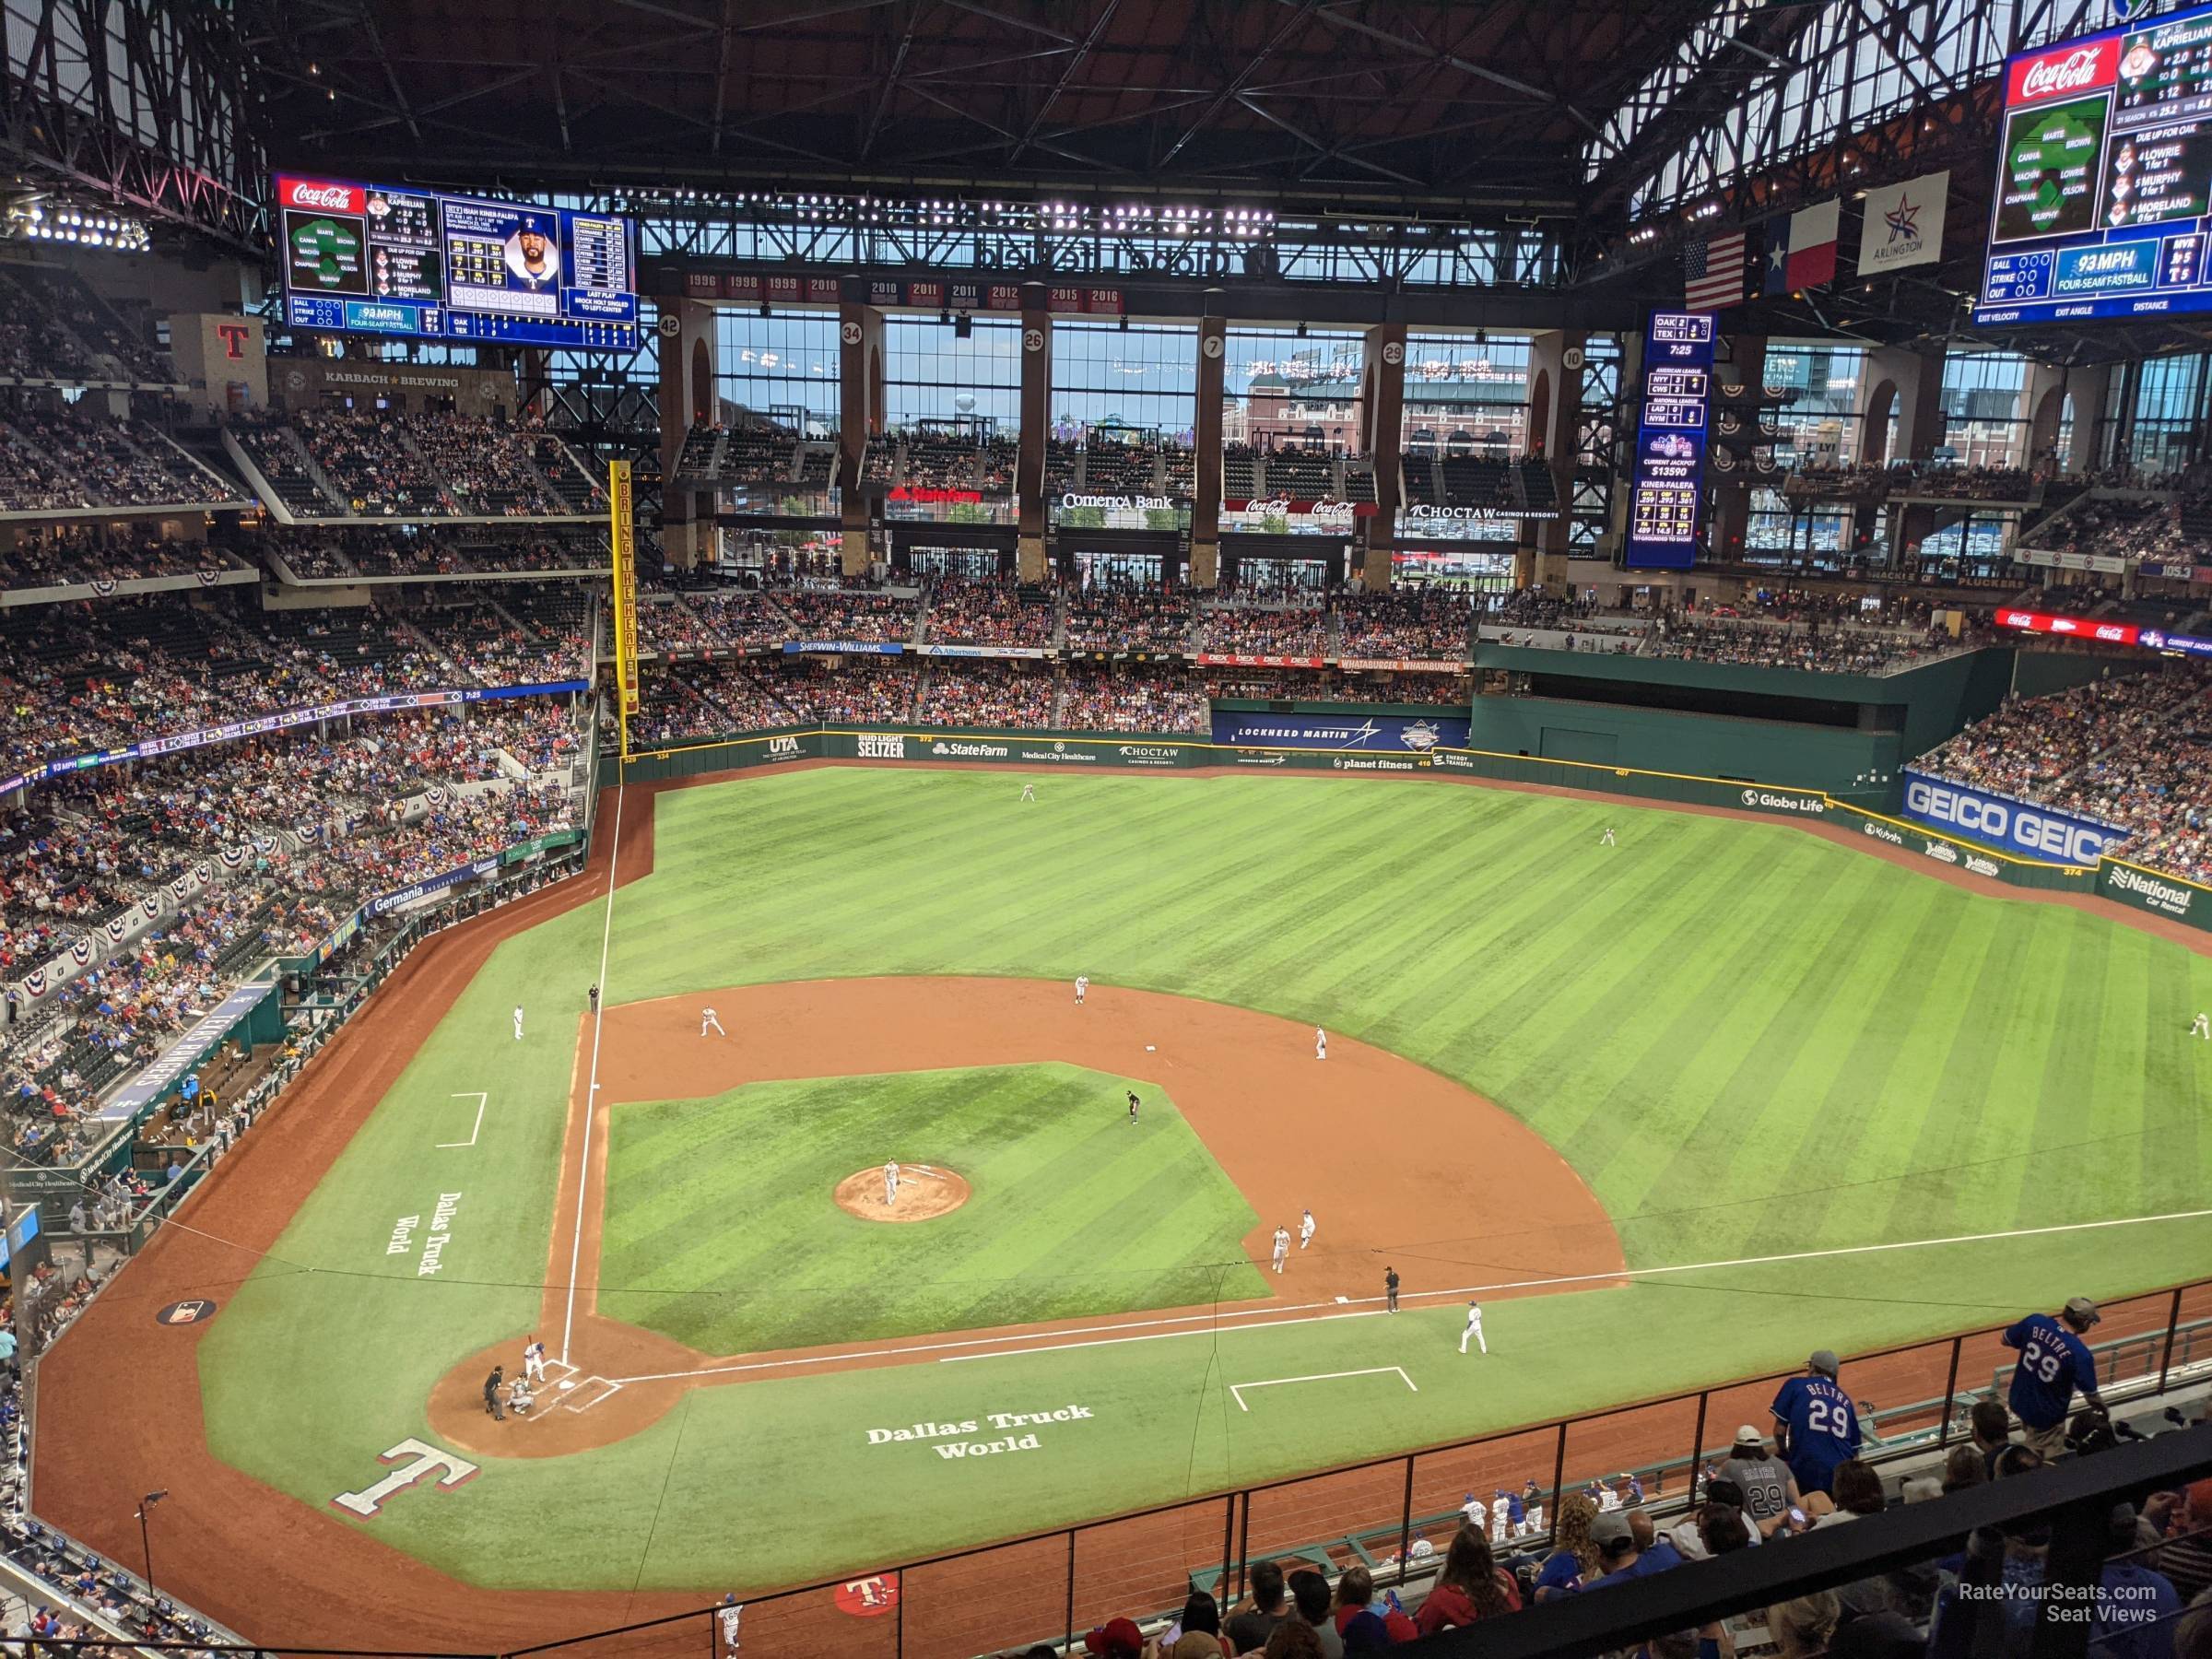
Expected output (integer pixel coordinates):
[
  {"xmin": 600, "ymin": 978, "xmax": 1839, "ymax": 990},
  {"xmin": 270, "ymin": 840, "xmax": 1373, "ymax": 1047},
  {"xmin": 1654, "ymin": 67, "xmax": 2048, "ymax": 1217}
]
[{"xmin": 1683, "ymin": 230, "xmax": 1748, "ymax": 312}]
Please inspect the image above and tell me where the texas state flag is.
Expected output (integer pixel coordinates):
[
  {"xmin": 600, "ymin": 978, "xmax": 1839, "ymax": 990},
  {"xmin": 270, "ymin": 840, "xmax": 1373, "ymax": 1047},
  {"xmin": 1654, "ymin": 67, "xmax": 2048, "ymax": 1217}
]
[{"xmin": 1763, "ymin": 199, "xmax": 1841, "ymax": 293}]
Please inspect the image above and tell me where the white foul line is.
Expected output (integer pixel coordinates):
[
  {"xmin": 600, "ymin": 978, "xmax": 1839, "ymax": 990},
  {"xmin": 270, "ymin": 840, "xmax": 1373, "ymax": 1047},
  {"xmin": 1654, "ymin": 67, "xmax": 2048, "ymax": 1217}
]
[
  {"xmin": 1230, "ymin": 1366, "xmax": 1417, "ymax": 1413},
  {"xmin": 560, "ymin": 776, "xmax": 626, "ymax": 1368},
  {"xmin": 437, "ymin": 1091, "xmax": 488, "ymax": 1149},
  {"xmin": 599, "ymin": 1205, "xmax": 2212, "ymax": 1385}
]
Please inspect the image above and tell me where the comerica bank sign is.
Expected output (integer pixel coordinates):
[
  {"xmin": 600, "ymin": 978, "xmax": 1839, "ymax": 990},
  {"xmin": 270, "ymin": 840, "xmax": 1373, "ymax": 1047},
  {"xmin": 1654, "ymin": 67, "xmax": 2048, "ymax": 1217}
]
[{"xmin": 1900, "ymin": 771, "xmax": 2127, "ymax": 866}]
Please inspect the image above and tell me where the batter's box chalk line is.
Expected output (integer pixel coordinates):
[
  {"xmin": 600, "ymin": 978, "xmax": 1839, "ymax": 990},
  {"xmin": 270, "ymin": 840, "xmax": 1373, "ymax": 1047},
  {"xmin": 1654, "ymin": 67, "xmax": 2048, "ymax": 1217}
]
[{"xmin": 1228, "ymin": 1365, "xmax": 1418, "ymax": 1413}]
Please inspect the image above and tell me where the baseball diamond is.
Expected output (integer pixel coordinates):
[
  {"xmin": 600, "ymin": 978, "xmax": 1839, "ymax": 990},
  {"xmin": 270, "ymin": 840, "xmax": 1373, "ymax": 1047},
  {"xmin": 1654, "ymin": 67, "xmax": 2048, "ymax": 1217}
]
[
  {"xmin": 33, "ymin": 764, "xmax": 2212, "ymax": 1655},
  {"xmin": 22, "ymin": 27, "xmax": 2212, "ymax": 1658}
]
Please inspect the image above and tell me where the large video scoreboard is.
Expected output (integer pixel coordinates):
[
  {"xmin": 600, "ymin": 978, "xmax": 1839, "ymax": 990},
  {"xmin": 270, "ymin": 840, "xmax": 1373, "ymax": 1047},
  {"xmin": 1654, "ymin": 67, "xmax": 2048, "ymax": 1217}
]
[
  {"xmin": 275, "ymin": 174, "xmax": 639, "ymax": 349},
  {"xmin": 1974, "ymin": 0, "xmax": 2212, "ymax": 325},
  {"xmin": 1624, "ymin": 311, "xmax": 1716, "ymax": 571}
]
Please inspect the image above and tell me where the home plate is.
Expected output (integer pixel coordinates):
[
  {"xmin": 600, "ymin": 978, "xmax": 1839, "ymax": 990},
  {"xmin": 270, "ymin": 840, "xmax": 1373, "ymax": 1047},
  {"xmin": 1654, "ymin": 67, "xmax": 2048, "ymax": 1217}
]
[{"xmin": 558, "ymin": 1380, "xmax": 577, "ymax": 1392}]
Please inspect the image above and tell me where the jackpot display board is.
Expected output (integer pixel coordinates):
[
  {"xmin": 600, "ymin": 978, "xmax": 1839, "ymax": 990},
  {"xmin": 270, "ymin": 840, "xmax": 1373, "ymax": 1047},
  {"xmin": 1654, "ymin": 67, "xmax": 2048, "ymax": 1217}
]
[
  {"xmin": 1974, "ymin": 2, "xmax": 2212, "ymax": 325},
  {"xmin": 1623, "ymin": 311, "xmax": 1715, "ymax": 571},
  {"xmin": 276, "ymin": 175, "xmax": 639, "ymax": 349}
]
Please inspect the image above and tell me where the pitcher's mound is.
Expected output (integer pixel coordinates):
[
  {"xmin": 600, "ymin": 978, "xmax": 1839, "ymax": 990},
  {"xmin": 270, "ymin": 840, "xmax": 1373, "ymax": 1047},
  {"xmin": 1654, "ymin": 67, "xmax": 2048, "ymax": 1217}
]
[{"xmin": 834, "ymin": 1165, "xmax": 971, "ymax": 1223}]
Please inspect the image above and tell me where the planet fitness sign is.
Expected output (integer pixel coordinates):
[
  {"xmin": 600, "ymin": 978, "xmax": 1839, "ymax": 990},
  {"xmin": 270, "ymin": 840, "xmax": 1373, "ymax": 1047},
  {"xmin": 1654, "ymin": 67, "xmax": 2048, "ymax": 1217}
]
[{"xmin": 1900, "ymin": 770, "xmax": 2128, "ymax": 865}]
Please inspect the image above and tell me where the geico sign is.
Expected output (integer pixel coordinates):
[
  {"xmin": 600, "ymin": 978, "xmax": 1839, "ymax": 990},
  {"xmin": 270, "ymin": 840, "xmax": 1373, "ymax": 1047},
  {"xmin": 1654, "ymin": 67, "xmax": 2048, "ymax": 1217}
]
[{"xmin": 1903, "ymin": 779, "xmax": 2117, "ymax": 864}]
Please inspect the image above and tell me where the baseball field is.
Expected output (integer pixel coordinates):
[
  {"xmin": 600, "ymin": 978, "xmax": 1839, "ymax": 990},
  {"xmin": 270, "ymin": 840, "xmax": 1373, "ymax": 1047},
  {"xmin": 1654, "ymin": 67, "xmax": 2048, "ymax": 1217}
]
[{"xmin": 35, "ymin": 762, "xmax": 2212, "ymax": 1653}]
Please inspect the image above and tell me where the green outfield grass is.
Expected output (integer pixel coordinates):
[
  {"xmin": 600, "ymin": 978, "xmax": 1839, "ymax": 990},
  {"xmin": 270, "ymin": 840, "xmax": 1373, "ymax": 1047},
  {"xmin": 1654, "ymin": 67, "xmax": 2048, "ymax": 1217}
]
[
  {"xmin": 192, "ymin": 769, "xmax": 2212, "ymax": 1593},
  {"xmin": 598, "ymin": 1065, "xmax": 1266, "ymax": 1353}
]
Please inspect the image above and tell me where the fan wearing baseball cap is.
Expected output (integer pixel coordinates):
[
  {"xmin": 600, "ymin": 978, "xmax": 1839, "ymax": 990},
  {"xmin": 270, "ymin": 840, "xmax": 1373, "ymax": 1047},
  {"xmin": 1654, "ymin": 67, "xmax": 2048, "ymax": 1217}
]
[
  {"xmin": 2001, "ymin": 1296, "xmax": 2105, "ymax": 1459},
  {"xmin": 1083, "ymin": 1617, "xmax": 1144, "ymax": 1658},
  {"xmin": 1771, "ymin": 1349, "xmax": 1862, "ymax": 1498},
  {"xmin": 1716, "ymin": 1424, "xmax": 1803, "ymax": 1538}
]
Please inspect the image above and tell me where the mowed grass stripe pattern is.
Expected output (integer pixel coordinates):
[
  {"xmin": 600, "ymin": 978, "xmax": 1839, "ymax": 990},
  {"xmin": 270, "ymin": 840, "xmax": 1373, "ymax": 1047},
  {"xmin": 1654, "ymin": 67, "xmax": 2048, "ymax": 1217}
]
[
  {"xmin": 596, "ymin": 1064, "xmax": 1268, "ymax": 1353},
  {"xmin": 615, "ymin": 771, "xmax": 2212, "ymax": 1275}
]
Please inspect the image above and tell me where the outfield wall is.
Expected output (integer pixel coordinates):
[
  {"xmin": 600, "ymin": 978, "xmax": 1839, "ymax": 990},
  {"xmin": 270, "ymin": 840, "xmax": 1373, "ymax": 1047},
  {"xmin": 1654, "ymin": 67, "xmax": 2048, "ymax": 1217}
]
[{"xmin": 604, "ymin": 725, "xmax": 2212, "ymax": 933}]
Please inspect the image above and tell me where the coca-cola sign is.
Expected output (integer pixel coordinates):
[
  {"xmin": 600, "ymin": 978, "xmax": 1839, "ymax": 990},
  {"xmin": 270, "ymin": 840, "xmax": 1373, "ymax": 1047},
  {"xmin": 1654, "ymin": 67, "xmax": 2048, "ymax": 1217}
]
[
  {"xmin": 2006, "ymin": 39, "xmax": 2117, "ymax": 105},
  {"xmin": 276, "ymin": 175, "xmax": 367, "ymax": 215}
]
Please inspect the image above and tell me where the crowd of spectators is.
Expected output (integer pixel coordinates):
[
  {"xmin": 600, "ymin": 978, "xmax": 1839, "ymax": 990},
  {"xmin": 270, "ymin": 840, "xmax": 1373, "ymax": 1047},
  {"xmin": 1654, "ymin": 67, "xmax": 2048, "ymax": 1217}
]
[
  {"xmin": 406, "ymin": 415, "xmax": 571, "ymax": 514},
  {"xmin": 1786, "ymin": 461, "xmax": 2038, "ymax": 504},
  {"xmin": 914, "ymin": 660, "xmax": 1058, "ymax": 727},
  {"xmin": 773, "ymin": 659, "xmax": 914, "ymax": 724},
  {"xmin": 924, "ymin": 578, "xmax": 1057, "ymax": 647},
  {"xmin": 1335, "ymin": 590, "xmax": 1472, "ymax": 660},
  {"xmin": 1066, "ymin": 589, "xmax": 1193, "ymax": 652},
  {"xmin": 2022, "ymin": 497, "xmax": 2173, "ymax": 563},
  {"xmin": 777, "ymin": 587, "xmax": 921, "ymax": 645},
  {"xmin": 0, "ymin": 591, "xmax": 594, "ymax": 777},
  {"xmin": 272, "ymin": 411, "xmax": 599, "ymax": 521},
  {"xmin": 0, "ymin": 530, "xmax": 238, "ymax": 592},
  {"xmin": 1645, "ymin": 615, "xmax": 1956, "ymax": 675},
  {"xmin": 1059, "ymin": 664, "xmax": 1207, "ymax": 732},
  {"xmin": 0, "ymin": 409, "xmax": 234, "ymax": 512},
  {"xmin": 1197, "ymin": 598, "xmax": 1331, "ymax": 657},
  {"xmin": 0, "ymin": 699, "xmax": 585, "ymax": 1147},
  {"xmin": 1920, "ymin": 666, "xmax": 2206, "ymax": 801}
]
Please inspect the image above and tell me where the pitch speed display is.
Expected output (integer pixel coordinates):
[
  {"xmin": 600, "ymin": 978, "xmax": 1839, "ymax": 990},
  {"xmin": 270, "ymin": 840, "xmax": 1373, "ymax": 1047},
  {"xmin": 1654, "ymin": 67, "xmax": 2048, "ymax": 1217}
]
[
  {"xmin": 1975, "ymin": 0, "xmax": 2212, "ymax": 325},
  {"xmin": 276, "ymin": 174, "xmax": 639, "ymax": 349}
]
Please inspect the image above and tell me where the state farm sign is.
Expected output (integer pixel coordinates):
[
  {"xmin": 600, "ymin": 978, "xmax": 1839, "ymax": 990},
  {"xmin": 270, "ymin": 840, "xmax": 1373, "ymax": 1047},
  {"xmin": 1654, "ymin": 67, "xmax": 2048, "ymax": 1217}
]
[
  {"xmin": 2006, "ymin": 40, "xmax": 2117, "ymax": 106},
  {"xmin": 276, "ymin": 175, "xmax": 366, "ymax": 215}
]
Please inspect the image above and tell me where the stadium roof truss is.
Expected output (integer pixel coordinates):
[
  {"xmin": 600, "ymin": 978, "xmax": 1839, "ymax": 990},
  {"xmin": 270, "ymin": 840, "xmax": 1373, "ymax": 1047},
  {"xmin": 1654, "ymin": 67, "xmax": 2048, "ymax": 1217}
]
[
  {"xmin": 1, "ymin": 0, "xmax": 266, "ymax": 253},
  {"xmin": 241, "ymin": 0, "xmax": 1732, "ymax": 212},
  {"xmin": 1583, "ymin": 0, "xmax": 2106, "ymax": 226}
]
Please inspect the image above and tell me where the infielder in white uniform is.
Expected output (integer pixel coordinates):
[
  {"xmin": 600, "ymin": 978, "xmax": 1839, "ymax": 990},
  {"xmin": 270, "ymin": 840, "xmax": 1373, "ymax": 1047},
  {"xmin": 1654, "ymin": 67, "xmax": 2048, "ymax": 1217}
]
[
  {"xmin": 701, "ymin": 1006, "xmax": 725, "ymax": 1037},
  {"xmin": 1075, "ymin": 974, "xmax": 1088, "ymax": 1006},
  {"xmin": 1299, "ymin": 1208, "xmax": 1315, "ymax": 1250},
  {"xmin": 512, "ymin": 1004, "xmax": 524, "ymax": 1041},
  {"xmin": 2193, "ymin": 1012, "xmax": 2209, "ymax": 1040},
  {"xmin": 883, "ymin": 1160, "xmax": 900, "ymax": 1206},
  {"xmin": 1314, "ymin": 1026, "xmax": 1327, "ymax": 1060},
  {"xmin": 1270, "ymin": 1226, "xmax": 1290, "ymax": 1273},
  {"xmin": 523, "ymin": 1335, "xmax": 547, "ymax": 1383},
  {"xmin": 1460, "ymin": 1300, "xmax": 1487, "ymax": 1355}
]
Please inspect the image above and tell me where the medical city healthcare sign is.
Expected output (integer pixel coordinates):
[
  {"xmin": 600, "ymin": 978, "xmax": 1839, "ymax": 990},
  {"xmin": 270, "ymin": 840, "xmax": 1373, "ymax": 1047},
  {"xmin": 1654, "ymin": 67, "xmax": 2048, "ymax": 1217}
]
[{"xmin": 1900, "ymin": 770, "xmax": 2129, "ymax": 865}]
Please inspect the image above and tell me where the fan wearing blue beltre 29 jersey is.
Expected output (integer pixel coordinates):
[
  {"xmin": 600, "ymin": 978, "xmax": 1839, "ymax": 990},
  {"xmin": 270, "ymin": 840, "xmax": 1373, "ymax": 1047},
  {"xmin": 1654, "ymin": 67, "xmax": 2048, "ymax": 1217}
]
[
  {"xmin": 2002, "ymin": 1297, "xmax": 2106, "ymax": 1460},
  {"xmin": 1771, "ymin": 1349, "xmax": 1861, "ymax": 1498}
]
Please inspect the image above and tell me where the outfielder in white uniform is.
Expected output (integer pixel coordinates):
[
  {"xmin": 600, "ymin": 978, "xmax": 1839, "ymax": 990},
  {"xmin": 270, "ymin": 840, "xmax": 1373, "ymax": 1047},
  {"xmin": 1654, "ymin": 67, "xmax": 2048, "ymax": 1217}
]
[
  {"xmin": 1075, "ymin": 974, "xmax": 1088, "ymax": 1006},
  {"xmin": 1270, "ymin": 1226, "xmax": 1290, "ymax": 1273},
  {"xmin": 1460, "ymin": 1300, "xmax": 1486, "ymax": 1355},
  {"xmin": 1020, "ymin": 782, "xmax": 1036, "ymax": 802},
  {"xmin": 1299, "ymin": 1208, "xmax": 1315, "ymax": 1250},
  {"xmin": 1314, "ymin": 1026, "xmax": 1327, "ymax": 1060},
  {"xmin": 718, "ymin": 1596, "xmax": 744, "ymax": 1653},
  {"xmin": 523, "ymin": 1336, "xmax": 547, "ymax": 1383},
  {"xmin": 701, "ymin": 1006, "xmax": 725, "ymax": 1037},
  {"xmin": 1601, "ymin": 826, "xmax": 1616, "ymax": 846},
  {"xmin": 512, "ymin": 1005, "xmax": 524, "ymax": 1041},
  {"xmin": 883, "ymin": 1160, "xmax": 900, "ymax": 1206},
  {"xmin": 2193, "ymin": 1012, "xmax": 2209, "ymax": 1040}
]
